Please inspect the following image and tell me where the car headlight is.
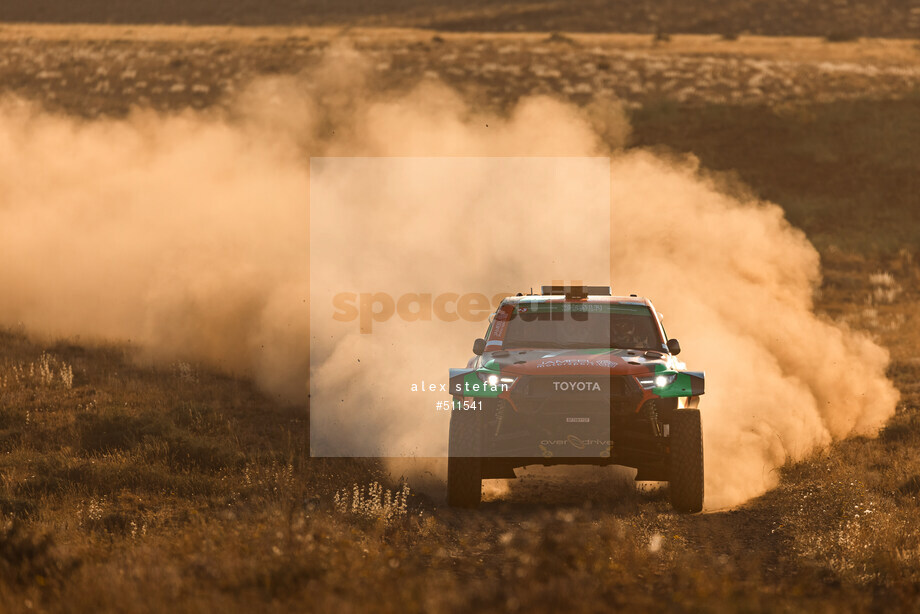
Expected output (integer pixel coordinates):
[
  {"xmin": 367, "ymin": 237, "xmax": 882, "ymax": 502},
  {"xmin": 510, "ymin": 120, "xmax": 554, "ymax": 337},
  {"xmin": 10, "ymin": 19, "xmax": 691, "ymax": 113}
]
[
  {"xmin": 637, "ymin": 373, "xmax": 677, "ymax": 390},
  {"xmin": 477, "ymin": 372, "xmax": 516, "ymax": 388},
  {"xmin": 477, "ymin": 372, "xmax": 499, "ymax": 386}
]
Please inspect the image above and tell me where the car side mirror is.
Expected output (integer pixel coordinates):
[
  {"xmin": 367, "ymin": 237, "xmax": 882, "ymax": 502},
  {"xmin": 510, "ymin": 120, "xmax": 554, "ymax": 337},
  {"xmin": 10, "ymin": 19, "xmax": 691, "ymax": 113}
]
[
  {"xmin": 472, "ymin": 338, "xmax": 486, "ymax": 355},
  {"xmin": 667, "ymin": 338, "xmax": 681, "ymax": 355}
]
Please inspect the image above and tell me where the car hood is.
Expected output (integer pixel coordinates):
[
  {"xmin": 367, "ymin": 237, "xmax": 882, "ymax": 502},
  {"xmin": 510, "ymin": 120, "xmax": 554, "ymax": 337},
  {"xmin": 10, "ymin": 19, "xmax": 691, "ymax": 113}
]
[{"xmin": 481, "ymin": 348, "xmax": 670, "ymax": 376}]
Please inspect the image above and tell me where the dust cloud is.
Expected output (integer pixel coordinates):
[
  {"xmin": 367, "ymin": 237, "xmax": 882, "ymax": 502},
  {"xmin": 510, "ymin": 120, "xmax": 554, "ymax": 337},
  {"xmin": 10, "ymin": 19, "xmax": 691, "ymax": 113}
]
[
  {"xmin": 0, "ymin": 43, "xmax": 897, "ymax": 508},
  {"xmin": 608, "ymin": 153, "xmax": 899, "ymax": 507}
]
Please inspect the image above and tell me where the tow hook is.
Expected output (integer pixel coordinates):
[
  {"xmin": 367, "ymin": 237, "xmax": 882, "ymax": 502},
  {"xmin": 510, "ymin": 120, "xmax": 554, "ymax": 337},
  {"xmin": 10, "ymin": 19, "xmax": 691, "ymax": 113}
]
[
  {"xmin": 495, "ymin": 400, "xmax": 505, "ymax": 437},
  {"xmin": 646, "ymin": 402, "xmax": 662, "ymax": 437}
]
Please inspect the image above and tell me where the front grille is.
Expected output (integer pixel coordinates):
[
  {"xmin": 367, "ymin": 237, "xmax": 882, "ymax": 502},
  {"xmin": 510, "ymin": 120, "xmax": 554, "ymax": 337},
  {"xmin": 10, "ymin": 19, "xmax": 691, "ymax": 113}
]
[
  {"xmin": 524, "ymin": 375, "xmax": 630, "ymax": 397},
  {"xmin": 510, "ymin": 375, "xmax": 641, "ymax": 414}
]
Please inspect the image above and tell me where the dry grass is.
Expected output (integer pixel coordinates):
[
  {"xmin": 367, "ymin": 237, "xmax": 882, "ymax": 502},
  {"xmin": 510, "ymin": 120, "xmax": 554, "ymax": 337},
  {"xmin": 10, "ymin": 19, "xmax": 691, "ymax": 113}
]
[
  {"xmin": 0, "ymin": 272, "xmax": 917, "ymax": 612},
  {"xmin": 1, "ymin": 26, "xmax": 919, "ymax": 120}
]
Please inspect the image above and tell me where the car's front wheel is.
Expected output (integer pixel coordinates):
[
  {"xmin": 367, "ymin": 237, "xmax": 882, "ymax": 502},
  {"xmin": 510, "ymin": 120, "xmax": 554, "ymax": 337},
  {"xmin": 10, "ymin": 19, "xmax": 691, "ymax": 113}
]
[
  {"xmin": 447, "ymin": 402, "xmax": 483, "ymax": 508},
  {"xmin": 668, "ymin": 409, "xmax": 704, "ymax": 513}
]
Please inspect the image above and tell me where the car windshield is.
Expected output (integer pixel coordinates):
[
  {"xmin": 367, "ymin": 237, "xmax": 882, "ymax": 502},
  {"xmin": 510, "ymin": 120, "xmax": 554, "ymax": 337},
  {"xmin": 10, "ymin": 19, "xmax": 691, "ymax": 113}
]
[{"xmin": 499, "ymin": 305, "xmax": 663, "ymax": 351}]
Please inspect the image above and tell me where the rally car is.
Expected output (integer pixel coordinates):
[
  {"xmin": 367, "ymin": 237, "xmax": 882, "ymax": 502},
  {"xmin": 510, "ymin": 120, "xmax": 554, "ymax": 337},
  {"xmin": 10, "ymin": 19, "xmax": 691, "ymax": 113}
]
[{"xmin": 447, "ymin": 285, "xmax": 705, "ymax": 512}]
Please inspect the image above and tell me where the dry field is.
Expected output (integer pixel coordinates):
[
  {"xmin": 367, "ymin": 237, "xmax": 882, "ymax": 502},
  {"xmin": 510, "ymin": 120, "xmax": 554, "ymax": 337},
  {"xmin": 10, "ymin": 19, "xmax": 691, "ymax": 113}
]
[
  {"xmin": 1, "ymin": 21, "xmax": 920, "ymax": 613},
  {"xmin": 3, "ymin": 25, "xmax": 920, "ymax": 115}
]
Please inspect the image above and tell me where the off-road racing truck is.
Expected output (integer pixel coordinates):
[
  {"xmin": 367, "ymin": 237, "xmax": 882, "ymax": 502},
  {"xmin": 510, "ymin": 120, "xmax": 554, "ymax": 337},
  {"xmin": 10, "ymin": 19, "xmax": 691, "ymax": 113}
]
[{"xmin": 448, "ymin": 285, "xmax": 705, "ymax": 512}]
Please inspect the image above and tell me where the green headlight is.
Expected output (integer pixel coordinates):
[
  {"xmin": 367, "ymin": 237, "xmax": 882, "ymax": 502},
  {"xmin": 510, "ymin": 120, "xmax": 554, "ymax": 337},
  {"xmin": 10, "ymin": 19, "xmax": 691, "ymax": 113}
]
[
  {"xmin": 638, "ymin": 373, "xmax": 677, "ymax": 390},
  {"xmin": 477, "ymin": 372, "xmax": 499, "ymax": 387}
]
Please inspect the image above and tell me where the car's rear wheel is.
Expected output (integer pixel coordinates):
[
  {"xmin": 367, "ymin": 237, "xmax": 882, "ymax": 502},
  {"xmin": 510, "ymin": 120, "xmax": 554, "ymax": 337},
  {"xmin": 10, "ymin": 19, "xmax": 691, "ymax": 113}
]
[
  {"xmin": 447, "ymin": 402, "xmax": 482, "ymax": 508},
  {"xmin": 668, "ymin": 409, "xmax": 704, "ymax": 513}
]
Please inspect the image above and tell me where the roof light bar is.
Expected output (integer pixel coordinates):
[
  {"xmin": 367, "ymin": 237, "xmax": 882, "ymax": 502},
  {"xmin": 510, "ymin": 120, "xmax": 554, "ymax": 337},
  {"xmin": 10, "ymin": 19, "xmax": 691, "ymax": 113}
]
[{"xmin": 541, "ymin": 285, "xmax": 612, "ymax": 299}]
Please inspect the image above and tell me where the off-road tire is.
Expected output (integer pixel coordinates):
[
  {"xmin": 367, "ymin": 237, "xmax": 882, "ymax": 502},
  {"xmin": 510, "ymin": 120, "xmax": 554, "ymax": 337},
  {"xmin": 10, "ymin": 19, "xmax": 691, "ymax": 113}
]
[
  {"xmin": 447, "ymin": 404, "xmax": 482, "ymax": 508},
  {"xmin": 668, "ymin": 409, "xmax": 704, "ymax": 513}
]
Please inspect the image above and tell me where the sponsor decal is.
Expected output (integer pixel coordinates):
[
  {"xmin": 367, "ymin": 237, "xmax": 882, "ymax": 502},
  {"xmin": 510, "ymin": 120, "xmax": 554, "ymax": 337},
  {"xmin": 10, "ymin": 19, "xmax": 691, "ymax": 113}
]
[
  {"xmin": 553, "ymin": 380, "xmax": 602, "ymax": 391},
  {"xmin": 536, "ymin": 359, "xmax": 594, "ymax": 368},
  {"xmin": 566, "ymin": 417, "xmax": 590, "ymax": 423},
  {"xmin": 536, "ymin": 357, "xmax": 625, "ymax": 368},
  {"xmin": 569, "ymin": 304, "xmax": 604, "ymax": 312}
]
